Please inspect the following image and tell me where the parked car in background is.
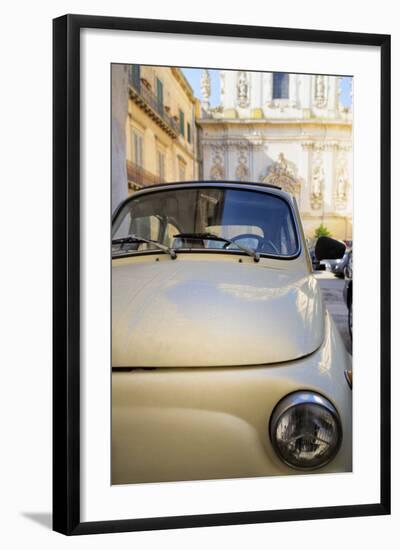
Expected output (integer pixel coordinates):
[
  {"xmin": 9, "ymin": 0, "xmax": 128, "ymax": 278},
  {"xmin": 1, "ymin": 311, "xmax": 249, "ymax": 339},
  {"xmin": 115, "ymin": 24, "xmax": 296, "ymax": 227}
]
[
  {"xmin": 307, "ymin": 238, "xmax": 320, "ymax": 271},
  {"xmin": 321, "ymin": 247, "xmax": 349, "ymax": 278},
  {"xmin": 112, "ymin": 181, "xmax": 352, "ymax": 484},
  {"xmin": 343, "ymin": 248, "xmax": 353, "ymax": 338}
]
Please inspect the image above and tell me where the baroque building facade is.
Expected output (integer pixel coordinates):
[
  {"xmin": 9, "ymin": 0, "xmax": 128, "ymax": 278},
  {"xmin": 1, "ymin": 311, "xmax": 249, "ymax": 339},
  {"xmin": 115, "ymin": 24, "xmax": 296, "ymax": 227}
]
[
  {"xmin": 197, "ymin": 70, "xmax": 353, "ymax": 239},
  {"xmin": 126, "ymin": 65, "xmax": 199, "ymax": 194}
]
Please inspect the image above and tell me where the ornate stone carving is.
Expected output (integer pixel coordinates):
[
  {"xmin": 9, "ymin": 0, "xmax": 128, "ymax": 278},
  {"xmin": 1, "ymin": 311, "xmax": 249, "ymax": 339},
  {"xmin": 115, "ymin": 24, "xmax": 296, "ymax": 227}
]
[
  {"xmin": 337, "ymin": 142, "xmax": 352, "ymax": 153},
  {"xmin": 250, "ymin": 139, "xmax": 266, "ymax": 150},
  {"xmin": 310, "ymin": 147, "xmax": 325, "ymax": 209},
  {"xmin": 201, "ymin": 139, "xmax": 225, "ymax": 148},
  {"xmin": 337, "ymin": 76, "xmax": 343, "ymax": 108},
  {"xmin": 261, "ymin": 153, "xmax": 300, "ymax": 196},
  {"xmin": 235, "ymin": 143, "xmax": 249, "ymax": 181},
  {"xmin": 200, "ymin": 69, "xmax": 211, "ymax": 113},
  {"xmin": 236, "ymin": 71, "xmax": 249, "ymax": 108},
  {"xmin": 302, "ymin": 141, "xmax": 339, "ymax": 152},
  {"xmin": 209, "ymin": 105, "xmax": 224, "ymax": 115},
  {"xmin": 314, "ymin": 75, "xmax": 327, "ymax": 108},
  {"xmin": 301, "ymin": 141, "xmax": 315, "ymax": 151},
  {"xmin": 220, "ymin": 71, "xmax": 225, "ymax": 102},
  {"xmin": 335, "ymin": 151, "xmax": 349, "ymax": 209},
  {"xmin": 209, "ymin": 144, "xmax": 225, "ymax": 180}
]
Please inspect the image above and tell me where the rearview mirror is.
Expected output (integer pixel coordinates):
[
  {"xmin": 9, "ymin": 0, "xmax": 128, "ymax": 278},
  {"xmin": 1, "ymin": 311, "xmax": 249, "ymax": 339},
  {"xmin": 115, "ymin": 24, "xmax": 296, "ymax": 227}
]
[{"xmin": 315, "ymin": 236, "xmax": 346, "ymax": 261}]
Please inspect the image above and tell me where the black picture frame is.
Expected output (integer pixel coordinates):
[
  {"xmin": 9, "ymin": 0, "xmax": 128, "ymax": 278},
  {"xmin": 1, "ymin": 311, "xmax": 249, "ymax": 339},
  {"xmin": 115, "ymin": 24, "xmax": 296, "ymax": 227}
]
[{"xmin": 53, "ymin": 14, "xmax": 391, "ymax": 535}]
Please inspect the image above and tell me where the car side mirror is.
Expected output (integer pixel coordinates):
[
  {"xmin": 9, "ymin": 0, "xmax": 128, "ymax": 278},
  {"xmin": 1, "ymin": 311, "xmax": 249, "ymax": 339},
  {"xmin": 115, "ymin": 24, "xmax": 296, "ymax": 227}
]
[{"xmin": 315, "ymin": 236, "xmax": 346, "ymax": 261}]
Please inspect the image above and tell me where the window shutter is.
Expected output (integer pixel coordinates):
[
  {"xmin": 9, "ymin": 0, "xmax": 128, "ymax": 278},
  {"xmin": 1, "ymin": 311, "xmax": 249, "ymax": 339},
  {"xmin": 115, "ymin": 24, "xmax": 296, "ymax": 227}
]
[
  {"xmin": 156, "ymin": 78, "xmax": 164, "ymax": 113},
  {"xmin": 132, "ymin": 65, "xmax": 141, "ymax": 89},
  {"xmin": 179, "ymin": 110, "xmax": 185, "ymax": 137}
]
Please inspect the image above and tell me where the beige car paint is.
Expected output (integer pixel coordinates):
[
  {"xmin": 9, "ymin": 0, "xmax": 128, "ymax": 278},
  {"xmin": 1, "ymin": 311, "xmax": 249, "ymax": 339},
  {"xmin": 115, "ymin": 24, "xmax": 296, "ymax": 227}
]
[
  {"xmin": 112, "ymin": 253, "xmax": 324, "ymax": 367},
  {"xmin": 112, "ymin": 313, "xmax": 352, "ymax": 484},
  {"xmin": 111, "ymin": 183, "xmax": 352, "ymax": 484}
]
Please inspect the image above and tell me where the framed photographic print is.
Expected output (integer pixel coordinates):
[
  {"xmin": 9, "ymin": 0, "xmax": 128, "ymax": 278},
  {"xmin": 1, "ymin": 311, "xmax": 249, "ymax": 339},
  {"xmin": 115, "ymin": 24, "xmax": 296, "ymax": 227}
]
[{"xmin": 53, "ymin": 14, "xmax": 390, "ymax": 535}]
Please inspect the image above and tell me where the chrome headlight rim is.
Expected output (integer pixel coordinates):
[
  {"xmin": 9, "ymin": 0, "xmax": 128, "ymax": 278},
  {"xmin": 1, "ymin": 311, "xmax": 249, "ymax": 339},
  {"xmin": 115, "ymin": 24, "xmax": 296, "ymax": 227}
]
[{"xmin": 269, "ymin": 391, "xmax": 343, "ymax": 471}]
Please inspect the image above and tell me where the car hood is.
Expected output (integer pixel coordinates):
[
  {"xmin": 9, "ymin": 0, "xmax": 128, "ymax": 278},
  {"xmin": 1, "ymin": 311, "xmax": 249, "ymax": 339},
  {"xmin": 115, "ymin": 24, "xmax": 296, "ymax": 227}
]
[{"xmin": 112, "ymin": 257, "xmax": 325, "ymax": 367}]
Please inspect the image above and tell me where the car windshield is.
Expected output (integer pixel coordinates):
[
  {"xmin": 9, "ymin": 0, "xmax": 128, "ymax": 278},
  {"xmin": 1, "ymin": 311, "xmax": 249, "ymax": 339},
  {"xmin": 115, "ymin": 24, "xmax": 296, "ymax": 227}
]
[{"xmin": 112, "ymin": 186, "xmax": 299, "ymax": 258}]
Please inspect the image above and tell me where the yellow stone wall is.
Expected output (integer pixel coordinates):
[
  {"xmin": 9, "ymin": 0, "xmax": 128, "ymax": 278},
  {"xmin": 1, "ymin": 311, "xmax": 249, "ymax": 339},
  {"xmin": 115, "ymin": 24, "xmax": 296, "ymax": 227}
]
[
  {"xmin": 302, "ymin": 215, "xmax": 353, "ymax": 241},
  {"xmin": 126, "ymin": 66, "xmax": 198, "ymax": 191}
]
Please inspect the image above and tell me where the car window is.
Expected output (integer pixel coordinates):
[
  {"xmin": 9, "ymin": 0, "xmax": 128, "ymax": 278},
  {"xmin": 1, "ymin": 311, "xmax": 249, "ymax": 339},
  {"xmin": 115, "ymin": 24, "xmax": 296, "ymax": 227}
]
[
  {"xmin": 125, "ymin": 215, "xmax": 161, "ymax": 242},
  {"xmin": 164, "ymin": 221, "xmax": 180, "ymax": 247},
  {"xmin": 112, "ymin": 187, "xmax": 299, "ymax": 258}
]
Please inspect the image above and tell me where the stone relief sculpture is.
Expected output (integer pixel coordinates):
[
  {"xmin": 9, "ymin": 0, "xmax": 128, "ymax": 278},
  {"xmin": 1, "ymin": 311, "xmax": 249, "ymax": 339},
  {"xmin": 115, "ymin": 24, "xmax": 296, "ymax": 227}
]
[
  {"xmin": 337, "ymin": 76, "xmax": 343, "ymax": 109},
  {"xmin": 314, "ymin": 75, "xmax": 327, "ymax": 108},
  {"xmin": 209, "ymin": 144, "xmax": 225, "ymax": 180},
  {"xmin": 200, "ymin": 69, "xmax": 211, "ymax": 113},
  {"xmin": 237, "ymin": 71, "xmax": 249, "ymax": 108},
  {"xmin": 310, "ymin": 147, "xmax": 325, "ymax": 209},
  {"xmin": 335, "ymin": 151, "xmax": 349, "ymax": 209},
  {"xmin": 220, "ymin": 71, "xmax": 225, "ymax": 103},
  {"xmin": 261, "ymin": 153, "xmax": 300, "ymax": 196},
  {"xmin": 235, "ymin": 143, "xmax": 249, "ymax": 181}
]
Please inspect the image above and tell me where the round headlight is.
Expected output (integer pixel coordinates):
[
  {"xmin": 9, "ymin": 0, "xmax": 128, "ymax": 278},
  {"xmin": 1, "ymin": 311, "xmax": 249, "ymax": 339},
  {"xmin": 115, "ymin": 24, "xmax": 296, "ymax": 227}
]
[{"xmin": 269, "ymin": 392, "xmax": 342, "ymax": 470}]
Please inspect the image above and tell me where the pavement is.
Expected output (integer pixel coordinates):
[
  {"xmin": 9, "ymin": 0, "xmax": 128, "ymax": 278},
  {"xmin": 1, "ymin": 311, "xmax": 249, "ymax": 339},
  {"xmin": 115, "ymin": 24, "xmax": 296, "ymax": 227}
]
[{"xmin": 314, "ymin": 271, "xmax": 352, "ymax": 355}]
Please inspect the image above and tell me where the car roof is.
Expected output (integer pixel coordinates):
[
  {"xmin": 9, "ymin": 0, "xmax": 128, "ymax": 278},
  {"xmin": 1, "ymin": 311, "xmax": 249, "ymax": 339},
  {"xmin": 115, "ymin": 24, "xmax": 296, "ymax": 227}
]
[
  {"xmin": 127, "ymin": 181, "xmax": 294, "ymax": 202},
  {"xmin": 133, "ymin": 179, "xmax": 282, "ymax": 191}
]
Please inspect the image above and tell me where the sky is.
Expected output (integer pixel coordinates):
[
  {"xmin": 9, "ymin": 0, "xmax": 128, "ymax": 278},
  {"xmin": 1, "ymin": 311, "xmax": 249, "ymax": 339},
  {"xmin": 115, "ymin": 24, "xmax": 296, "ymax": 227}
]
[{"xmin": 182, "ymin": 68, "xmax": 352, "ymax": 108}]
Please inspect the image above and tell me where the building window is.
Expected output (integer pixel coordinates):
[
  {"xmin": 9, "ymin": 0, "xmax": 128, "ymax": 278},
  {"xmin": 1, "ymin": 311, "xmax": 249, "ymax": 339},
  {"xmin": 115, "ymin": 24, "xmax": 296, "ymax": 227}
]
[
  {"xmin": 132, "ymin": 130, "xmax": 143, "ymax": 167},
  {"xmin": 272, "ymin": 73, "xmax": 289, "ymax": 99},
  {"xmin": 132, "ymin": 64, "xmax": 141, "ymax": 89},
  {"xmin": 157, "ymin": 150, "xmax": 165, "ymax": 181},
  {"xmin": 187, "ymin": 122, "xmax": 191, "ymax": 143},
  {"xmin": 178, "ymin": 160, "xmax": 185, "ymax": 182},
  {"xmin": 179, "ymin": 110, "xmax": 185, "ymax": 137},
  {"xmin": 156, "ymin": 77, "xmax": 164, "ymax": 114}
]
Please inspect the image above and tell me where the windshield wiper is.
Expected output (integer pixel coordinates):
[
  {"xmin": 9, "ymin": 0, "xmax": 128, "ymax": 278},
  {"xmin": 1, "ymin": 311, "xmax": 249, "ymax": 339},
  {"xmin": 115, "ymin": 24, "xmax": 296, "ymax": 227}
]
[
  {"xmin": 173, "ymin": 232, "xmax": 260, "ymax": 263},
  {"xmin": 112, "ymin": 234, "xmax": 177, "ymax": 260}
]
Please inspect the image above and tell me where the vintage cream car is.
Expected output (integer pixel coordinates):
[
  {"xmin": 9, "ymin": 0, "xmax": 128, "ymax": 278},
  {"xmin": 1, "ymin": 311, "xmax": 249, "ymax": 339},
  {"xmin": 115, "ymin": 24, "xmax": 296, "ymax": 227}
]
[{"xmin": 112, "ymin": 181, "xmax": 352, "ymax": 484}]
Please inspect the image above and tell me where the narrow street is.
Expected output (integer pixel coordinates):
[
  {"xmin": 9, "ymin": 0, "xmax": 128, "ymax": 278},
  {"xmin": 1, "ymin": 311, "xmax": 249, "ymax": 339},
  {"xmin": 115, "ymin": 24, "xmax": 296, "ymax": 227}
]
[{"xmin": 314, "ymin": 271, "xmax": 352, "ymax": 355}]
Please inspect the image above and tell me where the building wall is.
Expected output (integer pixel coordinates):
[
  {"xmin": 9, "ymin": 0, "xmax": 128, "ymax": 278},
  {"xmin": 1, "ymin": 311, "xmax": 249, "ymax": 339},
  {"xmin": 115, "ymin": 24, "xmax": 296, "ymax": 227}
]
[
  {"xmin": 126, "ymin": 66, "xmax": 198, "ymax": 193},
  {"xmin": 198, "ymin": 71, "xmax": 353, "ymax": 240}
]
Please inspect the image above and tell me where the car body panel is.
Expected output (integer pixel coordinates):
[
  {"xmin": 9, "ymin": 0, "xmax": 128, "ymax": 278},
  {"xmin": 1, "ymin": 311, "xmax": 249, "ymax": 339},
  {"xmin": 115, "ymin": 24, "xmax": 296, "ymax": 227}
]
[
  {"xmin": 111, "ymin": 181, "xmax": 352, "ymax": 484},
  {"xmin": 112, "ymin": 254, "xmax": 324, "ymax": 367},
  {"xmin": 112, "ymin": 313, "xmax": 352, "ymax": 484}
]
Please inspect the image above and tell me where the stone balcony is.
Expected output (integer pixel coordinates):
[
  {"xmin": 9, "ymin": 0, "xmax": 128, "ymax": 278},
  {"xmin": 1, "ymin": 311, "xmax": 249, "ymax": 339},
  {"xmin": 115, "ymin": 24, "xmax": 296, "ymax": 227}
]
[{"xmin": 128, "ymin": 75, "xmax": 179, "ymax": 138}]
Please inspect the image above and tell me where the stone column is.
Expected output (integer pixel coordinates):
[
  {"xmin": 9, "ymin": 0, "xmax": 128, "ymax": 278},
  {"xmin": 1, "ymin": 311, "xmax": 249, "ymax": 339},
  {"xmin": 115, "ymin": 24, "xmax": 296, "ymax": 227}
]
[
  {"xmin": 327, "ymin": 75, "xmax": 338, "ymax": 114},
  {"xmin": 289, "ymin": 74, "xmax": 297, "ymax": 107},
  {"xmin": 262, "ymin": 73, "xmax": 273, "ymax": 106}
]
